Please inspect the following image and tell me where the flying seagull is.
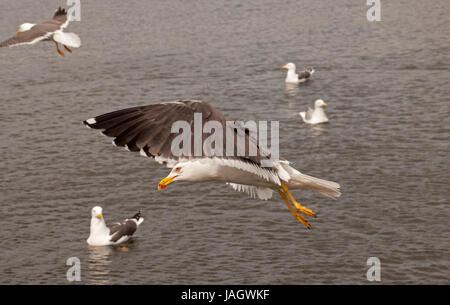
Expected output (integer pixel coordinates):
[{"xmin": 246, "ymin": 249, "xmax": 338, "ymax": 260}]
[
  {"xmin": 282, "ymin": 63, "xmax": 315, "ymax": 84},
  {"xmin": 299, "ymin": 99, "xmax": 329, "ymax": 125},
  {"xmin": 87, "ymin": 206, "xmax": 144, "ymax": 246},
  {"xmin": 0, "ymin": 7, "xmax": 81, "ymax": 56},
  {"xmin": 83, "ymin": 100, "xmax": 340, "ymax": 229}
]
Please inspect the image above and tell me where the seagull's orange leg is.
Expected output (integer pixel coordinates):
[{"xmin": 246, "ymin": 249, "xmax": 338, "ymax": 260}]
[
  {"xmin": 281, "ymin": 184, "xmax": 316, "ymax": 217},
  {"xmin": 278, "ymin": 190, "xmax": 311, "ymax": 229},
  {"xmin": 64, "ymin": 45, "xmax": 72, "ymax": 53},
  {"xmin": 54, "ymin": 41, "xmax": 64, "ymax": 56}
]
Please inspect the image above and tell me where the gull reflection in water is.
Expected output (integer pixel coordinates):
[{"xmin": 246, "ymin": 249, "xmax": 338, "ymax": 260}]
[
  {"xmin": 310, "ymin": 123, "xmax": 329, "ymax": 136},
  {"xmin": 87, "ymin": 245, "xmax": 113, "ymax": 285},
  {"xmin": 285, "ymin": 83, "xmax": 299, "ymax": 97}
]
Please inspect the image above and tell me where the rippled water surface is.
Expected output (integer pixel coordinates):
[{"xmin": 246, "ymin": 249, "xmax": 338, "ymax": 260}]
[{"xmin": 1, "ymin": 0, "xmax": 449, "ymax": 284}]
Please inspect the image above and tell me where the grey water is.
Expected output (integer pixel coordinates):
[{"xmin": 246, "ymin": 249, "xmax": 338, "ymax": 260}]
[{"xmin": 0, "ymin": 0, "xmax": 449, "ymax": 284}]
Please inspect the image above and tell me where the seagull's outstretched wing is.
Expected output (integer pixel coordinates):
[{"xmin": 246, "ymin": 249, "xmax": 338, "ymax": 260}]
[
  {"xmin": 0, "ymin": 26, "xmax": 52, "ymax": 47},
  {"xmin": 84, "ymin": 100, "xmax": 273, "ymax": 168},
  {"xmin": 52, "ymin": 7, "xmax": 69, "ymax": 27}
]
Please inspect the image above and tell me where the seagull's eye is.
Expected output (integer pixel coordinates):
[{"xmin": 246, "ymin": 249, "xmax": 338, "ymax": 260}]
[{"xmin": 175, "ymin": 167, "xmax": 182, "ymax": 172}]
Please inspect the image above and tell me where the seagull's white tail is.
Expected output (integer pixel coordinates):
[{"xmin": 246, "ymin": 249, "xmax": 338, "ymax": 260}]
[
  {"xmin": 299, "ymin": 111, "xmax": 306, "ymax": 122},
  {"xmin": 137, "ymin": 218, "xmax": 144, "ymax": 226},
  {"xmin": 53, "ymin": 31, "xmax": 81, "ymax": 48},
  {"xmin": 279, "ymin": 161, "xmax": 341, "ymax": 198},
  {"xmin": 294, "ymin": 173, "xmax": 341, "ymax": 198}
]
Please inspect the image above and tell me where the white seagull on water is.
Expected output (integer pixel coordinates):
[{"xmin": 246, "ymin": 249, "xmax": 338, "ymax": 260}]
[
  {"xmin": 83, "ymin": 100, "xmax": 340, "ymax": 229},
  {"xmin": 282, "ymin": 63, "xmax": 315, "ymax": 84},
  {"xmin": 0, "ymin": 7, "xmax": 81, "ymax": 56},
  {"xmin": 299, "ymin": 99, "xmax": 329, "ymax": 125},
  {"xmin": 87, "ymin": 206, "xmax": 144, "ymax": 246}
]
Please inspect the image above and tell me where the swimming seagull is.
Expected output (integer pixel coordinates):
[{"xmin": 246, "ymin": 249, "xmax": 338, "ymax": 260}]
[
  {"xmin": 299, "ymin": 99, "xmax": 329, "ymax": 125},
  {"xmin": 282, "ymin": 63, "xmax": 315, "ymax": 84},
  {"xmin": 87, "ymin": 206, "xmax": 144, "ymax": 246},
  {"xmin": 0, "ymin": 7, "xmax": 81, "ymax": 56},
  {"xmin": 83, "ymin": 100, "xmax": 340, "ymax": 229}
]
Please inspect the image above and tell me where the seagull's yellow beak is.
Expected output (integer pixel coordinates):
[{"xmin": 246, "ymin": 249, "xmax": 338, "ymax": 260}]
[
  {"xmin": 17, "ymin": 30, "xmax": 21, "ymax": 35},
  {"xmin": 281, "ymin": 65, "xmax": 287, "ymax": 69},
  {"xmin": 158, "ymin": 175, "xmax": 178, "ymax": 190},
  {"xmin": 322, "ymin": 103, "xmax": 328, "ymax": 107},
  {"xmin": 97, "ymin": 214, "xmax": 103, "ymax": 219}
]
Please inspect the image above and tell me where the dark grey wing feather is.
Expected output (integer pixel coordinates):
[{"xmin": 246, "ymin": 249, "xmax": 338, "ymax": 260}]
[
  {"xmin": 52, "ymin": 7, "xmax": 68, "ymax": 25},
  {"xmin": 297, "ymin": 71, "xmax": 311, "ymax": 79},
  {"xmin": 84, "ymin": 100, "xmax": 274, "ymax": 168},
  {"xmin": 107, "ymin": 220, "xmax": 137, "ymax": 243},
  {"xmin": 0, "ymin": 22, "xmax": 64, "ymax": 47},
  {"xmin": 0, "ymin": 35, "xmax": 23, "ymax": 47},
  {"xmin": 0, "ymin": 25, "xmax": 50, "ymax": 47}
]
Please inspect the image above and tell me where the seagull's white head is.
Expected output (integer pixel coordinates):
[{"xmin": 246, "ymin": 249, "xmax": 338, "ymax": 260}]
[
  {"xmin": 91, "ymin": 206, "xmax": 103, "ymax": 220},
  {"xmin": 158, "ymin": 161, "xmax": 212, "ymax": 190},
  {"xmin": 282, "ymin": 63, "xmax": 296, "ymax": 71},
  {"xmin": 315, "ymin": 99, "xmax": 328, "ymax": 108},
  {"xmin": 17, "ymin": 23, "xmax": 35, "ymax": 35}
]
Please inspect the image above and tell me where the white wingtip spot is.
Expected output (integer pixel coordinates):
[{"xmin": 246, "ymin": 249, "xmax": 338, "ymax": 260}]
[
  {"xmin": 112, "ymin": 140, "xmax": 118, "ymax": 147},
  {"xmin": 86, "ymin": 118, "xmax": 96, "ymax": 125},
  {"xmin": 140, "ymin": 149, "xmax": 147, "ymax": 157}
]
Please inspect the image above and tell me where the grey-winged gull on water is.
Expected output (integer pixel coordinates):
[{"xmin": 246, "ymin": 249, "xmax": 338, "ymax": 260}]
[
  {"xmin": 87, "ymin": 206, "xmax": 144, "ymax": 246},
  {"xmin": 83, "ymin": 100, "xmax": 340, "ymax": 229},
  {"xmin": 0, "ymin": 7, "xmax": 81, "ymax": 56},
  {"xmin": 282, "ymin": 63, "xmax": 315, "ymax": 84},
  {"xmin": 299, "ymin": 99, "xmax": 329, "ymax": 125}
]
